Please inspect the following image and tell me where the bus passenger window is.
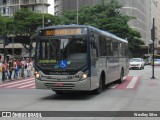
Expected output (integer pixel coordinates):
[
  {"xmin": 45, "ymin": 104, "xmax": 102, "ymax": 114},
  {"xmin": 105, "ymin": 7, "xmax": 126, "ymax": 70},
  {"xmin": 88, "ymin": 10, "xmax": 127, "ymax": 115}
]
[
  {"xmin": 112, "ymin": 41, "xmax": 119, "ymax": 57},
  {"xmin": 106, "ymin": 38, "xmax": 113, "ymax": 56},
  {"xmin": 99, "ymin": 36, "xmax": 107, "ymax": 56}
]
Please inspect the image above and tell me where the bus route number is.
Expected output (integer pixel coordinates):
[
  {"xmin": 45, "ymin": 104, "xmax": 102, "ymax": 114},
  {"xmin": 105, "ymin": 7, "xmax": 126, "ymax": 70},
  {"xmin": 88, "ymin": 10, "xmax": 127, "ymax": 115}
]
[{"xmin": 67, "ymin": 75, "xmax": 80, "ymax": 79}]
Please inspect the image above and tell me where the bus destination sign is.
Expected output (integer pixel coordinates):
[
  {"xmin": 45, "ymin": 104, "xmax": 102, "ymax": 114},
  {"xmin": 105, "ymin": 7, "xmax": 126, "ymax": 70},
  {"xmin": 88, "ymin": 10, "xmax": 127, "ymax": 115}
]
[{"xmin": 39, "ymin": 28, "xmax": 83, "ymax": 36}]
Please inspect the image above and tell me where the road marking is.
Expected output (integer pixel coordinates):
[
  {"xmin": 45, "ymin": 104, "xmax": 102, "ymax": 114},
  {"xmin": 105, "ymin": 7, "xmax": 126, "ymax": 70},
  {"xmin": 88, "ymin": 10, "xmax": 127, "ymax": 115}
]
[
  {"xmin": 5, "ymin": 80, "xmax": 34, "ymax": 88},
  {"xmin": 0, "ymin": 78, "xmax": 34, "ymax": 87},
  {"xmin": 110, "ymin": 84, "xmax": 118, "ymax": 88},
  {"xmin": 126, "ymin": 77, "xmax": 138, "ymax": 89},
  {"xmin": 17, "ymin": 83, "xmax": 35, "ymax": 88},
  {"xmin": 0, "ymin": 76, "xmax": 141, "ymax": 90}
]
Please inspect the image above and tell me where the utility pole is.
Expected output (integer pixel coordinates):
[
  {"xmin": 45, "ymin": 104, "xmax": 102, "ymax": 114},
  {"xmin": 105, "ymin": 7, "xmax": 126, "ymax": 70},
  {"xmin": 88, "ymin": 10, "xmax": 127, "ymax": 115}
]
[
  {"xmin": 76, "ymin": 0, "xmax": 79, "ymax": 25},
  {"xmin": 151, "ymin": 18, "xmax": 155, "ymax": 79},
  {"xmin": 42, "ymin": 1, "xmax": 44, "ymax": 28}
]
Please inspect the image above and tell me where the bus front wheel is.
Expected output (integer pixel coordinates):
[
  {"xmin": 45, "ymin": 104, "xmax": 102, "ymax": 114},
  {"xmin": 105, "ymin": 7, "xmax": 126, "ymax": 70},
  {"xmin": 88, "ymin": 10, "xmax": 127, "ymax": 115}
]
[
  {"xmin": 93, "ymin": 76, "xmax": 103, "ymax": 94},
  {"xmin": 54, "ymin": 90, "xmax": 64, "ymax": 95}
]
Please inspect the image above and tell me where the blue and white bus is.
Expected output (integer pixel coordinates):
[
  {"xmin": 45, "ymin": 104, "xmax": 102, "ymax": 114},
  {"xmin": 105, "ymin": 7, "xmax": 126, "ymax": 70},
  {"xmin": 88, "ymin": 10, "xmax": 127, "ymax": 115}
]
[{"xmin": 34, "ymin": 25, "xmax": 129, "ymax": 94}]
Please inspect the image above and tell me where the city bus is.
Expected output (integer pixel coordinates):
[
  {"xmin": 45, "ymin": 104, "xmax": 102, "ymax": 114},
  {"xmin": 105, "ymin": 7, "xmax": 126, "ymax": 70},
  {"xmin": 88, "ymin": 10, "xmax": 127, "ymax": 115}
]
[{"xmin": 34, "ymin": 25, "xmax": 129, "ymax": 94}]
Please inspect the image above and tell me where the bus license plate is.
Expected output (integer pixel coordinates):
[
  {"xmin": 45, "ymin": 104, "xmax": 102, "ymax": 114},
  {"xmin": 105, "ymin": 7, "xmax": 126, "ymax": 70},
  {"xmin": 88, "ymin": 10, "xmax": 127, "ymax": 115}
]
[{"xmin": 54, "ymin": 83, "xmax": 64, "ymax": 87}]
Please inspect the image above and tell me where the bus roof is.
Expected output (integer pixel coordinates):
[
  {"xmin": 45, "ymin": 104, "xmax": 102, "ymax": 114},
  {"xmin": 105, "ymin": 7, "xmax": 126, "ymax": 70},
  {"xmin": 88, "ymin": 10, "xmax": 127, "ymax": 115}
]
[{"xmin": 38, "ymin": 25, "xmax": 128, "ymax": 43}]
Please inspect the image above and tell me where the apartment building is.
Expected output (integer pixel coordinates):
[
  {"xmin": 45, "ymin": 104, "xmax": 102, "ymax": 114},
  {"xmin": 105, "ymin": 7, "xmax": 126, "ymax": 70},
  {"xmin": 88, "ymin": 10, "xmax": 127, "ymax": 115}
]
[
  {"xmin": 54, "ymin": 0, "xmax": 102, "ymax": 15},
  {"xmin": 0, "ymin": 0, "xmax": 50, "ymax": 58},
  {"xmin": 151, "ymin": 0, "xmax": 160, "ymax": 54},
  {"xmin": 0, "ymin": 0, "xmax": 50, "ymax": 17},
  {"xmin": 54, "ymin": 0, "xmax": 160, "ymax": 54}
]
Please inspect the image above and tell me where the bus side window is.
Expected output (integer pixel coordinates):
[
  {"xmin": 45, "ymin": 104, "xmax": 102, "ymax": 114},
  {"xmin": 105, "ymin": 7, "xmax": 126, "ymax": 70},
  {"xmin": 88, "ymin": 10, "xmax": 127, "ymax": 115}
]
[
  {"xmin": 121, "ymin": 43, "xmax": 128, "ymax": 57},
  {"xmin": 119, "ymin": 43, "xmax": 123, "ymax": 57},
  {"xmin": 112, "ymin": 40, "xmax": 119, "ymax": 57},
  {"xmin": 106, "ymin": 38, "xmax": 113, "ymax": 56},
  {"xmin": 99, "ymin": 36, "xmax": 107, "ymax": 56}
]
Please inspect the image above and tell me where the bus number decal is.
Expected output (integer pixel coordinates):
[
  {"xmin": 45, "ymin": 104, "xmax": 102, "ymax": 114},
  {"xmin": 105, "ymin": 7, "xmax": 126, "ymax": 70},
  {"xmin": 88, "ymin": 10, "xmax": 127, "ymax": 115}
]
[{"xmin": 67, "ymin": 75, "xmax": 80, "ymax": 79}]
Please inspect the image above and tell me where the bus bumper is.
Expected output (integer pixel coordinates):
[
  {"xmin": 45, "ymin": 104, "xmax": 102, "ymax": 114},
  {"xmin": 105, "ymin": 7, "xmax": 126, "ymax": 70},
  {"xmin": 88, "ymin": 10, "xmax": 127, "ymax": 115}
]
[{"xmin": 35, "ymin": 78, "xmax": 91, "ymax": 91}]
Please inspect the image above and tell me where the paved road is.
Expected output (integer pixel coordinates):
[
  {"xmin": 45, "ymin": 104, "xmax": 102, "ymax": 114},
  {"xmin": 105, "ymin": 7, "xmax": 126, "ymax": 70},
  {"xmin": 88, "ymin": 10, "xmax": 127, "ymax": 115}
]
[
  {"xmin": 0, "ymin": 76, "xmax": 140, "ymax": 90},
  {"xmin": 0, "ymin": 65, "xmax": 160, "ymax": 120}
]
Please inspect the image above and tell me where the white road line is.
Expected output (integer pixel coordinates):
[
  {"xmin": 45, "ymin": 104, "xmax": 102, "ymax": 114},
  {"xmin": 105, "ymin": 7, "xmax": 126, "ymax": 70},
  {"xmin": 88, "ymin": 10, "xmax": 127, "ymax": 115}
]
[
  {"xmin": 126, "ymin": 77, "xmax": 138, "ymax": 89},
  {"xmin": 5, "ymin": 81, "xmax": 35, "ymax": 88},
  {"xmin": 0, "ymin": 78, "xmax": 35, "ymax": 87},
  {"xmin": 110, "ymin": 84, "xmax": 118, "ymax": 88},
  {"xmin": 18, "ymin": 83, "xmax": 35, "ymax": 88},
  {"xmin": 30, "ymin": 86, "xmax": 35, "ymax": 89}
]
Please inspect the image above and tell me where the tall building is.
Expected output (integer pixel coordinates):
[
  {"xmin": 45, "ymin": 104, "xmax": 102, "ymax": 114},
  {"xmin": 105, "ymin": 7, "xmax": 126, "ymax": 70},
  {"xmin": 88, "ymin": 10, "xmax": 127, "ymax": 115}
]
[
  {"xmin": 54, "ymin": 0, "xmax": 160, "ymax": 54},
  {"xmin": 151, "ymin": 0, "xmax": 160, "ymax": 54},
  {"xmin": 0, "ymin": 0, "xmax": 50, "ymax": 58},
  {"xmin": 116, "ymin": 0, "xmax": 151, "ymax": 50},
  {"xmin": 0, "ymin": 0, "xmax": 50, "ymax": 17},
  {"xmin": 54, "ymin": 0, "xmax": 102, "ymax": 15}
]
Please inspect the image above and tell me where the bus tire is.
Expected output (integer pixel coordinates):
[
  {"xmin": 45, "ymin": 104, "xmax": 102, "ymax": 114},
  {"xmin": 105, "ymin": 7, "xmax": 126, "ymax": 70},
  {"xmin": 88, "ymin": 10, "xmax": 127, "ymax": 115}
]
[
  {"xmin": 94, "ymin": 76, "xmax": 103, "ymax": 94},
  {"xmin": 55, "ymin": 90, "xmax": 64, "ymax": 95},
  {"xmin": 118, "ymin": 69, "xmax": 124, "ymax": 84}
]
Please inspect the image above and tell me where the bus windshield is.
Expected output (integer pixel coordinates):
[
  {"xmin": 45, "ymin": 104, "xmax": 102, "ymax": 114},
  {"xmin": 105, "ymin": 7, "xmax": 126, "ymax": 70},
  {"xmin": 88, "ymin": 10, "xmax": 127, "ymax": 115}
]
[{"xmin": 36, "ymin": 37, "xmax": 87, "ymax": 70}]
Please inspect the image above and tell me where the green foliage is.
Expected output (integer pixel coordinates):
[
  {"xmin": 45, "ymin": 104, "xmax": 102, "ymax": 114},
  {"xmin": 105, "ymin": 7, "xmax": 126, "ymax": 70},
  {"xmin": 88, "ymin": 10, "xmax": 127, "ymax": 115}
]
[
  {"xmin": 58, "ymin": 1, "xmax": 144, "ymax": 55},
  {"xmin": 13, "ymin": 9, "xmax": 56, "ymax": 35},
  {"xmin": 0, "ymin": 1, "xmax": 145, "ymax": 56}
]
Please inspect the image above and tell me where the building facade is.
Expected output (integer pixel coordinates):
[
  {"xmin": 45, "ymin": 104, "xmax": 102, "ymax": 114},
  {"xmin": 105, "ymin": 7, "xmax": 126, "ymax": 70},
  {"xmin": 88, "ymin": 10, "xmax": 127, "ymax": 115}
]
[
  {"xmin": 54, "ymin": 0, "xmax": 160, "ymax": 55},
  {"xmin": 0, "ymin": 0, "xmax": 50, "ymax": 58},
  {"xmin": 0, "ymin": 0, "xmax": 50, "ymax": 17},
  {"xmin": 151, "ymin": 0, "xmax": 160, "ymax": 54},
  {"xmin": 54, "ymin": 0, "xmax": 102, "ymax": 15}
]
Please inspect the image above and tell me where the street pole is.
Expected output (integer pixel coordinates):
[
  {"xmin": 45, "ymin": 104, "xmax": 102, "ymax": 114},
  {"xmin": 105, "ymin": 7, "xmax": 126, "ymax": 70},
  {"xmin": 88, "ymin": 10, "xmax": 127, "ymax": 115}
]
[
  {"xmin": 12, "ymin": 35, "xmax": 14, "ymax": 55},
  {"xmin": 151, "ymin": 18, "xmax": 155, "ymax": 79},
  {"xmin": 76, "ymin": 0, "xmax": 79, "ymax": 25},
  {"xmin": 42, "ymin": 1, "xmax": 44, "ymax": 28},
  {"xmin": 3, "ymin": 42, "xmax": 5, "ymax": 62}
]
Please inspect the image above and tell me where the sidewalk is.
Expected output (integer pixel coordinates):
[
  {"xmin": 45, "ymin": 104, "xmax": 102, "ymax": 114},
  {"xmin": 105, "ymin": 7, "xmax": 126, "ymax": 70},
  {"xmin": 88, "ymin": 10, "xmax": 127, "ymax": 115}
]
[
  {"xmin": 0, "ymin": 69, "xmax": 34, "ymax": 83},
  {"xmin": 124, "ymin": 66, "xmax": 160, "ymax": 111}
]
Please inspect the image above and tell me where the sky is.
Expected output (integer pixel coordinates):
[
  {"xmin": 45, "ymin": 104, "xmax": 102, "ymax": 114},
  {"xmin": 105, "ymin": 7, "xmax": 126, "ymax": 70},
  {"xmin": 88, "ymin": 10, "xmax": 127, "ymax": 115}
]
[{"xmin": 48, "ymin": 0, "xmax": 54, "ymax": 15}]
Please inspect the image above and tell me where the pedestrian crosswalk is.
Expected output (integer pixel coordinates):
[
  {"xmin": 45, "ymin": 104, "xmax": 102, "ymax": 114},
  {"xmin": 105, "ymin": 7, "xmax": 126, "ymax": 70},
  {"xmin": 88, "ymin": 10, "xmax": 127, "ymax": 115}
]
[
  {"xmin": 0, "ymin": 76, "xmax": 141, "ymax": 90},
  {"xmin": 109, "ymin": 76, "xmax": 141, "ymax": 90},
  {"xmin": 0, "ymin": 77, "xmax": 35, "ymax": 89}
]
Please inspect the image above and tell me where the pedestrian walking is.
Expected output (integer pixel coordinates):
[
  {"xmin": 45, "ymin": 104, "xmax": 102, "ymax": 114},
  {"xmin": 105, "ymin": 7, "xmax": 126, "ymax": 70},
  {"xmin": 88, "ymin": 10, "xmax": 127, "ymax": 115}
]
[
  {"xmin": 13, "ymin": 60, "xmax": 18, "ymax": 79},
  {"xmin": 1, "ymin": 61, "xmax": 6, "ymax": 82},
  {"xmin": 8, "ymin": 59, "xmax": 13, "ymax": 80}
]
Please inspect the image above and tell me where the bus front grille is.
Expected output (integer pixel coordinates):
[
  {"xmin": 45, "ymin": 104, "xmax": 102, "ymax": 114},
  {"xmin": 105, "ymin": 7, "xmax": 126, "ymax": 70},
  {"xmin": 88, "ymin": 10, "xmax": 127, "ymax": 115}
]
[{"xmin": 44, "ymin": 83, "xmax": 75, "ymax": 90}]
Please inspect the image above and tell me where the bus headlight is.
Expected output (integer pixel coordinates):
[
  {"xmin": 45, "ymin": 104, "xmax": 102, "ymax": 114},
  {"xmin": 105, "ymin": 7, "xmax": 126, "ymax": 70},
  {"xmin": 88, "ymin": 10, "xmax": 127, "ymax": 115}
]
[
  {"xmin": 35, "ymin": 71, "xmax": 41, "ymax": 79},
  {"xmin": 81, "ymin": 73, "xmax": 88, "ymax": 80}
]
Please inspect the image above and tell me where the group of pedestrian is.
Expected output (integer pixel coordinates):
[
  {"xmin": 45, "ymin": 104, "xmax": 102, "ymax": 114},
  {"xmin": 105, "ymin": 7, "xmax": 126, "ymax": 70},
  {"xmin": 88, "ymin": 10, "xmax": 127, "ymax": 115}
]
[{"xmin": 1, "ymin": 58, "xmax": 34, "ymax": 82}]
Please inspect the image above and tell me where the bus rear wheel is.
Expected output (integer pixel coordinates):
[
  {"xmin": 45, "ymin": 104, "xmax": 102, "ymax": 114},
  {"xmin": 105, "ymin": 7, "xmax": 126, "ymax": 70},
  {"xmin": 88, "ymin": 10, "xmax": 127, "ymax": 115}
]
[{"xmin": 118, "ymin": 69, "xmax": 124, "ymax": 84}]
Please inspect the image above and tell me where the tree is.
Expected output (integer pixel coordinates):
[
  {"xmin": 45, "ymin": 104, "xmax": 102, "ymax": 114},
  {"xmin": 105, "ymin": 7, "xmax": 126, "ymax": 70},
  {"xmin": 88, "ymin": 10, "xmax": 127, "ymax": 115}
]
[
  {"xmin": 58, "ymin": 0, "xmax": 144, "ymax": 56},
  {"xmin": 8, "ymin": 9, "xmax": 56, "ymax": 59}
]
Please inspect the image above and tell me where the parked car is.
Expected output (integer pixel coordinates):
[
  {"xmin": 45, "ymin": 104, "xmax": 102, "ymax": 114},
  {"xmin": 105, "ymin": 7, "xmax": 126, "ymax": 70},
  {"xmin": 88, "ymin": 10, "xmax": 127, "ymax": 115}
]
[
  {"xmin": 129, "ymin": 58, "xmax": 145, "ymax": 70},
  {"xmin": 151, "ymin": 59, "xmax": 160, "ymax": 66}
]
